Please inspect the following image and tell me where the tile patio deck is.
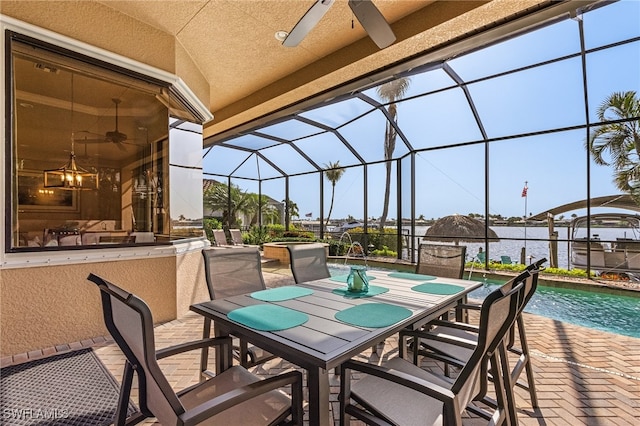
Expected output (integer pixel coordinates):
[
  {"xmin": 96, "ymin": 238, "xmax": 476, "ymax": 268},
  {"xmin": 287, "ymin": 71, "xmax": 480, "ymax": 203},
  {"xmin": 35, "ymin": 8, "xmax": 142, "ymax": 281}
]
[{"xmin": 3, "ymin": 265, "xmax": 639, "ymax": 424}]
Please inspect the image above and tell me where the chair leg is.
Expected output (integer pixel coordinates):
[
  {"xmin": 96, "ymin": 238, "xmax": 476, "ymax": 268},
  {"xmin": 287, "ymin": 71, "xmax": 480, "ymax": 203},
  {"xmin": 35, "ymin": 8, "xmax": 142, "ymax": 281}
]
[
  {"xmin": 114, "ymin": 361, "xmax": 135, "ymax": 426},
  {"xmin": 514, "ymin": 316, "xmax": 538, "ymax": 407},
  {"xmin": 497, "ymin": 341, "xmax": 518, "ymax": 426},
  {"xmin": 200, "ymin": 318, "xmax": 212, "ymax": 376}
]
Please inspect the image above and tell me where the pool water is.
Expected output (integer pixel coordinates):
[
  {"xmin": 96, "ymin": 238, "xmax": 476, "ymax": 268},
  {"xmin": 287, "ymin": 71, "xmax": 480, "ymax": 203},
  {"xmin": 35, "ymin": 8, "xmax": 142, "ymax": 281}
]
[
  {"xmin": 328, "ymin": 264, "xmax": 640, "ymax": 338},
  {"xmin": 470, "ymin": 280, "xmax": 640, "ymax": 339}
]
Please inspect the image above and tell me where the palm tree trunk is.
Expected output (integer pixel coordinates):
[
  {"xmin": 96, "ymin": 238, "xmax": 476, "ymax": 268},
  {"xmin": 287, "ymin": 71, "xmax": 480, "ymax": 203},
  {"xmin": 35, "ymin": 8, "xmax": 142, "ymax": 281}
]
[{"xmin": 326, "ymin": 184, "xmax": 336, "ymax": 226}]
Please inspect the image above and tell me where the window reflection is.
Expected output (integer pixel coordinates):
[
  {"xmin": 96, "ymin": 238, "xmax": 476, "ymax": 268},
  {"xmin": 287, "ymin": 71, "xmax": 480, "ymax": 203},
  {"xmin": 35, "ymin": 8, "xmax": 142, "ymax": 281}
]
[{"xmin": 10, "ymin": 38, "xmax": 170, "ymax": 249}]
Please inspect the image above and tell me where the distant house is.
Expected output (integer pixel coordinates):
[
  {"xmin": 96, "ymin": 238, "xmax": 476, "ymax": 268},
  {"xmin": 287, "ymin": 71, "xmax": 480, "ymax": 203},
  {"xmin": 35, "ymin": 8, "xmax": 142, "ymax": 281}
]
[{"xmin": 203, "ymin": 179, "xmax": 284, "ymax": 227}]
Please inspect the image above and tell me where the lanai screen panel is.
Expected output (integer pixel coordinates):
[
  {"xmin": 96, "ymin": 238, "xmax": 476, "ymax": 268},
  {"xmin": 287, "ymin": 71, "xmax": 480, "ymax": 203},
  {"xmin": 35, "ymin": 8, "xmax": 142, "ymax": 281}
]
[
  {"xmin": 204, "ymin": 145, "xmax": 253, "ymax": 177},
  {"xmin": 258, "ymin": 142, "xmax": 319, "ymax": 176},
  {"xmin": 447, "ymin": 17, "xmax": 581, "ymax": 82},
  {"xmin": 300, "ymin": 97, "xmax": 374, "ymax": 128},
  {"xmin": 583, "ymin": 0, "xmax": 639, "ymax": 50},
  {"xmin": 399, "ymin": 88, "xmax": 483, "ymax": 149},
  {"xmin": 414, "ymin": 144, "xmax": 485, "ymax": 221},
  {"xmin": 231, "ymin": 154, "xmax": 282, "ymax": 180},
  {"xmin": 338, "ymin": 109, "xmax": 404, "ymax": 163},
  {"xmin": 224, "ymin": 134, "xmax": 280, "ymax": 151},
  {"xmin": 468, "ymin": 57, "xmax": 586, "ymax": 139},
  {"xmin": 586, "ymin": 41, "xmax": 640, "ymax": 124},
  {"xmin": 291, "ymin": 131, "xmax": 362, "ymax": 169},
  {"xmin": 259, "ymin": 118, "xmax": 324, "ymax": 140},
  {"xmin": 362, "ymin": 67, "xmax": 457, "ymax": 103}
]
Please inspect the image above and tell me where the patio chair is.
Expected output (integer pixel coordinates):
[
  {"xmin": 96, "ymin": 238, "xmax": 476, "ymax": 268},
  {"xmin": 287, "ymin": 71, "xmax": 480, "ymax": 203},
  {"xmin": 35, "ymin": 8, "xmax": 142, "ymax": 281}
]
[
  {"xmin": 287, "ymin": 243, "xmax": 331, "ymax": 284},
  {"xmin": 202, "ymin": 246, "xmax": 276, "ymax": 368},
  {"xmin": 340, "ymin": 275, "xmax": 526, "ymax": 426},
  {"xmin": 87, "ymin": 273, "xmax": 303, "ymax": 426},
  {"xmin": 229, "ymin": 228, "xmax": 244, "ymax": 245},
  {"xmin": 416, "ymin": 243, "xmax": 467, "ymax": 279},
  {"xmin": 211, "ymin": 229, "xmax": 231, "ymax": 247},
  {"xmin": 501, "ymin": 255, "xmax": 515, "ymax": 265},
  {"xmin": 402, "ymin": 259, "xmax": 546, "ymax": 422}
]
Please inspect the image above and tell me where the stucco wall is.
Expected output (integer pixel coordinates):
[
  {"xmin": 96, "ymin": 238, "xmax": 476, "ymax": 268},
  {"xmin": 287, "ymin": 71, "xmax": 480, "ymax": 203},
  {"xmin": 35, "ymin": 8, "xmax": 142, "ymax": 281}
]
[
  {"xmin": 0, "ymin": 1, "xmax": 210, "ymax": 108},
  {"xmin": 175, "ymin": 249, "xmax": 210, "ymax": 316},
  {"xmin": 1, "ymin": 255, "xmax": 178, "ymax": 356}
]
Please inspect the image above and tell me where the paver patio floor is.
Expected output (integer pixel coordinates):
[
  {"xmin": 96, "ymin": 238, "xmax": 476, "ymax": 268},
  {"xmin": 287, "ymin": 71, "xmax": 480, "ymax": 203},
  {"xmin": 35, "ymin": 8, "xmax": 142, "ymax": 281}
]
[{"xmin": 4, "ymin": 266, "xmax": 639, "ymax": 424}]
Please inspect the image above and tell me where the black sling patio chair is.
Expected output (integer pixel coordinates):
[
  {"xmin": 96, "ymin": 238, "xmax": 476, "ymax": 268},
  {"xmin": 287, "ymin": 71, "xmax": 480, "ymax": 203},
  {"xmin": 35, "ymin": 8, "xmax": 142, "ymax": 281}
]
[
  {"xmin": 416, "ymin": 243, "xmax": 467, "ymax": 279},
  {"xmin": 286, "ymin": 243, "xmax": 331, "ymax": 284},
  {"xmin": 87, "ymin": 273, "xmax": 303, "ymax": 426},
  {"xmin": 339, "ymin": 275, "xmax": 526, "ymax": 426},
  {"xmin": 400, "ymin": 259, "xmax": 546, "ymax": 423},
  {"xmin": 202, "ymin": 246, "xmax": 277, "ymax": 368}
]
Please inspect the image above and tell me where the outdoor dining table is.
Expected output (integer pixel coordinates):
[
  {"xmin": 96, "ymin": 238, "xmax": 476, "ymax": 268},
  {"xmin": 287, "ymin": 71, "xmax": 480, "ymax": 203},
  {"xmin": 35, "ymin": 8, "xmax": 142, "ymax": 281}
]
[{"xmin": 190, "ymin": 269, "xmax": 482, "ymax": 426}]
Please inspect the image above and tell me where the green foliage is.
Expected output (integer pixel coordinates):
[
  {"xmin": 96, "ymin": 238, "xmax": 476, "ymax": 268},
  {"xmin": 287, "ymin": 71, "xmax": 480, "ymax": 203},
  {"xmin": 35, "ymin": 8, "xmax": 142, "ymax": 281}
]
[
  {"xmin": 266, "ymin": 224, "xmax": 286, "ymax": 237},
  {"xmin": 466, "ymin": 261, "xmax": 594, "ymax": 278},
  {"xmin": 244, "ymin": 225, "xmax": 271, "ymax": 246},
  {"xmin": 282, "ymin": 231, "xmax": 315, "ymax": 239},
  {"xmin": 371, "ymin": 246, "xmax": 397, "ymax": 257},
  {"xmin": 346, "ymin": 227, "xmax": 398, "ymax": 253},
  {"xmin": 325, "ymin": 240, "xmax": 350, "ymax": 256},
  {"xmin": 270, "ymin": 236, "xmax": 316, "ymax": 243},
  {"xmin": 203, "ymin": 218, "xmax": 222, "ymax": 244}
]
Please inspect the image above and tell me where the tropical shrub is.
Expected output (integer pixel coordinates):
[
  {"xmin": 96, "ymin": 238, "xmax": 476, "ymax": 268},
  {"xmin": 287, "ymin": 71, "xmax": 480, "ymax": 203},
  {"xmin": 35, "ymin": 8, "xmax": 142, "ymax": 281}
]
[
  {"xmin": 244, "ymin": 225, "xmax": 271, "ymax": 246},
  {"xmin": 371, "ymin": 246, "xmax": 397, "ymax": 257},
  {"xmin": 203, "ymin": 218, "xmax": 222, "ymax": 244}
]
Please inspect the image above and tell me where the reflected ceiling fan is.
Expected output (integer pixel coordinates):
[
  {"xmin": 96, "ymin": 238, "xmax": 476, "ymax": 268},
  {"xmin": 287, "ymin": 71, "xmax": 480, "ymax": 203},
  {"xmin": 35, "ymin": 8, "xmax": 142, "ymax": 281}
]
[
  {"xmin": 282, "ymin": 0, "xmax": 396, "ymax": 49},
  {"xmin": 75, "ymin": 98, "xmax": 133, "ymax": 151}
]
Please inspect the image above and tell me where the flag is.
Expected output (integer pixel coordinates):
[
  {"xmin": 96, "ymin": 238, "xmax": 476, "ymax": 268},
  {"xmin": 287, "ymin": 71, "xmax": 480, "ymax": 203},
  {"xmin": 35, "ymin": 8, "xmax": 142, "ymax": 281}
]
[
  {"xmin": 305, "ymin": 212, "xmax": 312, "ymax": 218},
  {"xmin": 521, "ymin": 185, "xmax": 528, "ymax": 197}
]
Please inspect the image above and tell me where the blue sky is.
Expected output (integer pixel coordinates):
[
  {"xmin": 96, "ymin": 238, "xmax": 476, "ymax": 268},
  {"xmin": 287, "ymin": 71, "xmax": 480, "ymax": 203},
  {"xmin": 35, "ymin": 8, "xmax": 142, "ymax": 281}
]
[{"xmin": 203, "ymin": 0, "xmax": 640, "ymax": 222}]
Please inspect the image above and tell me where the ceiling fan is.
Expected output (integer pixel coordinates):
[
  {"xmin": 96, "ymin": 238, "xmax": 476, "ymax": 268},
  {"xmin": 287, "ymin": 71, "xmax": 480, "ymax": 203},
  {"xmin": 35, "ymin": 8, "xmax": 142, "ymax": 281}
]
[
  {"xmin": 282, "ymin": 0, "xmax": 396, "ymax": 49},
  {"xmin": 75, "ymin": 98, "xmax": 131, "ymax": 151}
]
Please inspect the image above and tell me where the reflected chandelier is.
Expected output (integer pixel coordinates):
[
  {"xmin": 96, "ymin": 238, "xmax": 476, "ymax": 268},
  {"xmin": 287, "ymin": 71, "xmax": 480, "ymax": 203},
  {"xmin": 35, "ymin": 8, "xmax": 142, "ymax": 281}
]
[{"xmin": 44, "ymin": 73, "xmax": 98, "ymax": 190}]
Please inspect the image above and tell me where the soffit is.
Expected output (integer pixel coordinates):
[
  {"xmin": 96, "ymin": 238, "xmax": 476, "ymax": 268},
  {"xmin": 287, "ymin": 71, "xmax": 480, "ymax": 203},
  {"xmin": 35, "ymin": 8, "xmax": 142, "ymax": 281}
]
[{"xmin": 2, "ymin": 1, "xmax": 560, "ymax": 140}]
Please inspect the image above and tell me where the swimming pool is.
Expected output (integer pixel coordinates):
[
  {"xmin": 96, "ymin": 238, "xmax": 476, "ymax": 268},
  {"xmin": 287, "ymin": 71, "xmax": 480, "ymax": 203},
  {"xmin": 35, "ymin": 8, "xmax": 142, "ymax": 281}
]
[{"xmin": 328, "ymin": 264, "xmax": 640, "ymax": 338}]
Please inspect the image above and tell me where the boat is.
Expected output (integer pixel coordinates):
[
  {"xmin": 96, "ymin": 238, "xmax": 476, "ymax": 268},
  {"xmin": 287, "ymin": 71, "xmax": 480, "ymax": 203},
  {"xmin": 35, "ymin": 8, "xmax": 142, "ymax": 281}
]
[{"xmin": 570, "ymin": 213, "xmax": 640, "ymax": 277}]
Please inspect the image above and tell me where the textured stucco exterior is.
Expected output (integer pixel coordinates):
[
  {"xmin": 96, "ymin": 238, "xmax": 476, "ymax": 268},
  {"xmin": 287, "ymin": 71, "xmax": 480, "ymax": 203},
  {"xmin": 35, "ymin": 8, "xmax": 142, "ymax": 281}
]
[
  {"xmin": 0, "ymin": 245, "xmax": 210, "ymax": 357},
  {"xmin": 0, "ymin": 1, "xmax": 210, "ymax": 108}
]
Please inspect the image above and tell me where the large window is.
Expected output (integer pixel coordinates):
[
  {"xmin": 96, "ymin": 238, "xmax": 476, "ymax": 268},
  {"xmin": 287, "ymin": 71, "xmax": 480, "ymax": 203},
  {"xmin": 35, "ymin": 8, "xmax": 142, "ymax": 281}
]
[{"xmin": 8, "ymin": 35, "xmax": 171, "ymax": 250}]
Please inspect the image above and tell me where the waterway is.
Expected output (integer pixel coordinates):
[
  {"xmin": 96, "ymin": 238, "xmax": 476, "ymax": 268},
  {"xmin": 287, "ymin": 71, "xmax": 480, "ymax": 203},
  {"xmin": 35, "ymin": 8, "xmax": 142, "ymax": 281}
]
[{"xmin": 407, "ymin": 225, "xmax": 639, "ymax": 269}]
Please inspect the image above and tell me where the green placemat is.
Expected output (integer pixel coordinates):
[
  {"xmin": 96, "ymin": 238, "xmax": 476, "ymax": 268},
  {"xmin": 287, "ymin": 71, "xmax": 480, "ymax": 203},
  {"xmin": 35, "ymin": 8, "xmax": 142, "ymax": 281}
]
[
  {"xmin": 251, "ymin": 286, "xmax": 313, "ymax": 301},
  {"xmin": 335, "ymin": 303, "xmax": 412, "ymax": 328},
  {"xmin": 388, "ymin": 272, "xmax": 437, "ymax": 281},
  {"xmin": 330, "ymin": 274, "xmax": 377, "ymax": 283},
  {"xmin": 331, "ymin": 285, "xmax": 389, "ymax": 298},
  {"xmin": 411, "ymin": 282, "xmax": 465, "ymax": 295},
  {"xmin": 227, "ymin": 305, "xmax": 308, "ymax": 331}
]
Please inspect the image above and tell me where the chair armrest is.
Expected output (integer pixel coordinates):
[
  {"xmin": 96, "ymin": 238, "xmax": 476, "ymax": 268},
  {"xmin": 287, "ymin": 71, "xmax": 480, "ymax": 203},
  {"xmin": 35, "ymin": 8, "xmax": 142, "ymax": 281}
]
[
  {"xmin": 156, "ymin": 337, "xmax": 232, "ymax": 360},
  {"xmin": 180, "ymin": 370, "xmax": 303, "ymax": 425},
  {"xmin": 455, "ymin": 302, "xmax": 481, "ymax": 312},
  {"xmin": 401, "ymin": 328, "xmax": 477, "ymax": 350},
  {"xmin": 428, "ymin": 319, "xmax": 480, "ymax": 334},
  {"xmin": 341, "ymin": 359, "xmax": 455, "ymax": 403}
]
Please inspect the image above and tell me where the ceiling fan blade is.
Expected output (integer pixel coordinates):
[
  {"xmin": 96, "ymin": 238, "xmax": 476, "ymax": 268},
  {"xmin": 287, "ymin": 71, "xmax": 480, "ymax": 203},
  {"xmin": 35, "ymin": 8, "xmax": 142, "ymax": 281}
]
[
  {"xmin": 348, "ymin": 0, "xmax": 396, "ymax": 49},
  {"xmin": 282, "ymin": 0, "xmax": 335, "ymax": 47},
  {"xmin": 114, "ymin": 142, "xmax": 128, "ymax": 152}
]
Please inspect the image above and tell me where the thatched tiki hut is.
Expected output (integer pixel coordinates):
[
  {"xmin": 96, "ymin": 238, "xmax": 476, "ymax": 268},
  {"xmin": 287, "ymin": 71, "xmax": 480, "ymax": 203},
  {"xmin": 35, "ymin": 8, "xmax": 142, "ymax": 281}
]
[{"xmin": 424, "ymin": 214, "xmax": 499, "ymax": 246}]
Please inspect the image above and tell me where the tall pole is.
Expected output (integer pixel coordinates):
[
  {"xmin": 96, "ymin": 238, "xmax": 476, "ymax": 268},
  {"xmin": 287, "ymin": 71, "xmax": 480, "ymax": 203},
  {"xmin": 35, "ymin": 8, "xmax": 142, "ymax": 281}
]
[{"xmin": 522, "ymin": 180, "xmax": 528, "ymax": 263}]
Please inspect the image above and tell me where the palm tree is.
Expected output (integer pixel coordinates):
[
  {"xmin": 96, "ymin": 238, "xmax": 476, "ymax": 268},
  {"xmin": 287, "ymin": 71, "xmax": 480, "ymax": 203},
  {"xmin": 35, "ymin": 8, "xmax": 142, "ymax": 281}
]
[
  {"xmin": 282, "ymin": 199, "xmax": 300, "ymax": 221},
  {"xmin": 376, "ymin": 77, "xmax": 411, "ymax": 229},
  {"xmin": 587, "ymin": 91, "xmax": 640, "ymax": 201},
  {"xmin": 203, "ymin": 182, "xmax": 252, "ymax": 227},
  {"xmin": 324, "ymin": 161, "xmax": 345, "ymax": 226}
]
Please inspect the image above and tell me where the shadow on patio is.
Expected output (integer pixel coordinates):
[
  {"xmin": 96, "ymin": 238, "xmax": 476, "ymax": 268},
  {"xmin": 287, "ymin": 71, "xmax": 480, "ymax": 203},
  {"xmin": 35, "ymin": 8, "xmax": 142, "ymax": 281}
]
[{"xmin": 3, "ymin": 266, "xmax": 638, "ymax": 425}]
